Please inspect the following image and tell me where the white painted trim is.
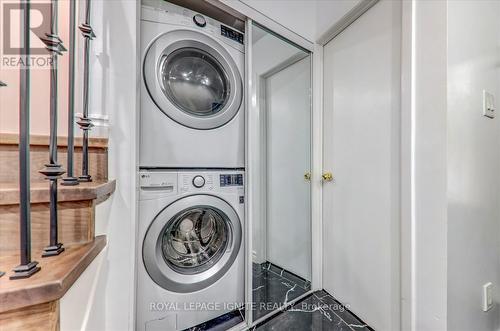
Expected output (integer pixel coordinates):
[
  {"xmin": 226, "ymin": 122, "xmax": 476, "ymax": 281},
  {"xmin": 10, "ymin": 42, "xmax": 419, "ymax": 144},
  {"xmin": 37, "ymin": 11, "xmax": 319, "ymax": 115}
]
[
  {"xmin": 316, "ymin": 0, "xmax": 379, "ymax": 46},
  {"xmin": 131, "ymin": 1, "xmax": 141, "ymax": 329},
  {"xmin": 400, "ymin": 1, "xmax": 413, "ymax": 330},
  {"xmin": 218, "ymin": 0, "xmax": 314, "ymax": 51},
  {"xmin": 260, "ymin": 52, "xmax": 309, "ymax": 79},
  {"xmin": 258, "ymin": 75, "xmax": 267, "ymax": 265},
  {"xmin": 311, "ymin": 43, "xmax": 323, "ymax": 291},
  {"xmin": 244, "ymin": 17, "xmax": 254, "ymax": 328},
  {"xmin": 410, "ymin": 1, "xmax": 448, "ymax": 330}
]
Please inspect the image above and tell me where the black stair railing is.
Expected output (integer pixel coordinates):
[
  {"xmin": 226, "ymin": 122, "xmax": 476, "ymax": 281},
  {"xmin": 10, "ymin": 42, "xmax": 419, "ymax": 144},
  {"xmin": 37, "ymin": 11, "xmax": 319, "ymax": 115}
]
[
  {"xmin": 39, "ymin": 0, "xmax": 66, "ymax": 257},
  {"xmin": 0, "ymin": 80, "xmax": 7, "ymax": 278},
  {"xmin": 10, "ymin": 1, "xmax": 41, "ymax": 279},
  {"xmin": 62, "ymin": 0, "xmax": 78, "ymax": 186},
  {"xmin": 78, "ymin": 0, "xmax": 95, "ymax": 183}
]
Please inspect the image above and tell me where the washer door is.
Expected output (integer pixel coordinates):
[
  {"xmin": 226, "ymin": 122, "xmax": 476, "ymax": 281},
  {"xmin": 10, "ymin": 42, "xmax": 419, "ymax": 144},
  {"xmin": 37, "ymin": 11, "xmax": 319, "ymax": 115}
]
[
  {"xmin": 143, "ymin": 195, "xmax": 242, "ymax": 293},
  {"xmin": 143, "ymin": 30, "xmax": 243, "ymax": 130}
]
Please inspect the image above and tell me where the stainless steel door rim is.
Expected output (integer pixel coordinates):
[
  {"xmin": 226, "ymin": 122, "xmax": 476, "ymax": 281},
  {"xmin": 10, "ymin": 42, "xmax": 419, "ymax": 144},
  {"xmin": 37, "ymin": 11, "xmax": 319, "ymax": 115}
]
[
  {"xmin": 143, "ymin": 29, "xmax": 243, "ymax": 130},
  {"xmin": 143, "ymin": 194, "xmax": 242, "ymax": 293}
]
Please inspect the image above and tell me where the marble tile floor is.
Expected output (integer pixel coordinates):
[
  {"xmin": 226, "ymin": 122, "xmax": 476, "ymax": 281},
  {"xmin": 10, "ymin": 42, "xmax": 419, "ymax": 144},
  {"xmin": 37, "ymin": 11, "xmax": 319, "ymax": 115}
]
[
  {"xmin": 254, "ymin": 290, "xmax": 373, "ymax": 331},
  {"xmin": 185, "ymin": 264, "xmax": 372, "ymax": 330},
  {"xmin": 252, "ymin": 262, "xmax": 311, "ymax": 321}
]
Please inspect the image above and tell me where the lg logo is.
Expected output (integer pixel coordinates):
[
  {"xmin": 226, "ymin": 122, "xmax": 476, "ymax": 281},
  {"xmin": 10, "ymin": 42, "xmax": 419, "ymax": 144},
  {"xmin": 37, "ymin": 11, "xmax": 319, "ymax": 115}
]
[{"xmin": 2, "ymin": 3, "xmax": 51, "ymax": 55}]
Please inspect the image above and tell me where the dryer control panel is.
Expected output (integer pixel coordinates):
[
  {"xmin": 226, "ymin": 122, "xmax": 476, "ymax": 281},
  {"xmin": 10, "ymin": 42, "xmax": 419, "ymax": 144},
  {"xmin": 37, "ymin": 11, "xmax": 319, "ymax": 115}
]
[{"xmin": 141, "ymin": 0, "xmax": 244, "ymax": 52}]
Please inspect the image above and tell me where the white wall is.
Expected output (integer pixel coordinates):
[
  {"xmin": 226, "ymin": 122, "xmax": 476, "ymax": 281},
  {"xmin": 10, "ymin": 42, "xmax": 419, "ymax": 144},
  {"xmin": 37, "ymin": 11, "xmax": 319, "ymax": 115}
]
[
  {"xmin": 225, "ymin": 0, "xmax": 361, "ymax": 43},
  {"xmin": 240, "ymin": 0, "xmax": 316, "ymax": 41},
  {"xmin": 321, "ymin": 1, "xmax": 401, "ymax": 330},
  {"xmin": 447, "ymin": 1, "xmax": 500, "ymax": 330},
  {"xmin": 80, "ymin": 0, "xmax": 140, "ymax": 331},
  {"xmin": 60, "ymin": 249, "xmax": 106, "ymax": 331}
]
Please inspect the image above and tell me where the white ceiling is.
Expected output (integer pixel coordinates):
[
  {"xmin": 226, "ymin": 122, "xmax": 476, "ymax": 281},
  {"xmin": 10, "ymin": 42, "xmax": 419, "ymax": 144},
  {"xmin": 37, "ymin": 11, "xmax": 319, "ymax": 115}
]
[{"xmin": 238, "ymin": 0, "xmax": 362, "ymax": 42}]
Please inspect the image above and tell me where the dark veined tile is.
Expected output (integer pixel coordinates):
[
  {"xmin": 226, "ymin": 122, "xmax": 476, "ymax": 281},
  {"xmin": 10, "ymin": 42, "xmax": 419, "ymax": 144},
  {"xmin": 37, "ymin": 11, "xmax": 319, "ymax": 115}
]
[
  {"xmin": 313, "ymin": 291, "xmax": 373, "ymax": 331},
  {"xmin": 255, "ymin": 294, "xmax": 352, "ymax": 331},
  {"xmin": 252, "ymin": 267, "xmax": 308, "ymax": 321}
]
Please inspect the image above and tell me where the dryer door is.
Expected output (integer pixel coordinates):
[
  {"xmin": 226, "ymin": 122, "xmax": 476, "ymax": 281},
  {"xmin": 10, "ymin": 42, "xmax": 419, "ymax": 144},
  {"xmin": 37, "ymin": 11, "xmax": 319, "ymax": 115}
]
[
  {"xmin": 143, "ymin": 194, "xmax": 242, "ymax": 293},
  {"xmin": 143, "ymin": 30, "xmax": 243, "ymax": 130}
]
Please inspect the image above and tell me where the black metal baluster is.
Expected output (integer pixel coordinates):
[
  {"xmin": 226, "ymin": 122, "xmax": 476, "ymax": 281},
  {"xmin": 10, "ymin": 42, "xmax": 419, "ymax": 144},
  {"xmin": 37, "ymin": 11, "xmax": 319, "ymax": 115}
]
[
  {"xmin": 40, "ymin": 0, "xmax": 66, "ymax": 257},
  {"xmin": 78, "ymin": 0, "xmax": 95, "ymax": 182},
  {"xmin": 10, "ymin": 1, "xmax": 41, "ymax": 279},
  {"xmin": 0, "ymin": 81, "xmax": 7, "ymax": 277},
  {"xmin": 62, "ymin": 0, "xmax": 78, "ymax": 186}
]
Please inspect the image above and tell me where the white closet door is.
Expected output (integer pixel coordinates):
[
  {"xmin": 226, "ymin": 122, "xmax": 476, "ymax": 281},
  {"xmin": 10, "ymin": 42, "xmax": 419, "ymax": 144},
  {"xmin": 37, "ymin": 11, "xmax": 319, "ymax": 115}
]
[{"xmin": 322, "ymin": 1, "xmax": 401, "ymax": 330}]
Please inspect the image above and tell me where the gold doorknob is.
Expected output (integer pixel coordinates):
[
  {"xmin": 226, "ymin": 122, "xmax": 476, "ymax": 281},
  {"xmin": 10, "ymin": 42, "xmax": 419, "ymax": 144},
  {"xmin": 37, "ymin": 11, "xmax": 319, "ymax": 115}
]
[
  {"xmin": 322, "ymin": 172, "xmax": 333, "ymax": 182},
  {"xmin": 304, "ymin": 172, "xmax": 311, "ymax": 181}
]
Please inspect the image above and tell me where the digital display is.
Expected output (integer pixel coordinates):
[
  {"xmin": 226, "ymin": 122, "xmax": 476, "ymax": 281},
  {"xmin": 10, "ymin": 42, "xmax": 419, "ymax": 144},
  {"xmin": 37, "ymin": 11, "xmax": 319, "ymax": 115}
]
[
  {"xmin": 221, "ymin": 25, "xmax": 244, "ymax": 44},
  {"xmin": 220, "ymin": 174, "xmax": 243, "ymax": 187}
]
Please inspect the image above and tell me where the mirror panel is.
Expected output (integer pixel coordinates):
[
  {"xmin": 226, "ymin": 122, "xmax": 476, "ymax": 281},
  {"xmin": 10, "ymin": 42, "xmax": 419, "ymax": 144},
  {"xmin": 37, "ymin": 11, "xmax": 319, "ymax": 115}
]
[{"xmin": 249, "ymin": 22, "xmax": 312, "ymax": 323}]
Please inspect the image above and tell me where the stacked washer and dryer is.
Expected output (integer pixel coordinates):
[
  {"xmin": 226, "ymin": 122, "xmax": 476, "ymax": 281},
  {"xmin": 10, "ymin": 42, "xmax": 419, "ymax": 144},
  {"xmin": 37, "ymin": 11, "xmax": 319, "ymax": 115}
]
[{"xmin": 137, "ymin": 1, "xmax": 245, "ymax": 330}]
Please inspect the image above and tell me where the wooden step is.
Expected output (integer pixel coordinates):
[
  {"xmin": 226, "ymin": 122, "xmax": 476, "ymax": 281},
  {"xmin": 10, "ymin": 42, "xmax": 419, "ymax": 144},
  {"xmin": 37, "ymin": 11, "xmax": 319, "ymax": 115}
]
[
  {"xmin": 0, "ymin": 133, "xmax": 108, "ymax": 183},
  {"xmin": 0, "ymin": 236, "xmax": 107, "ymax": 319},
  {"xmin": 0, "ymin": 180, "xmax": 115, "ymax": 255}
]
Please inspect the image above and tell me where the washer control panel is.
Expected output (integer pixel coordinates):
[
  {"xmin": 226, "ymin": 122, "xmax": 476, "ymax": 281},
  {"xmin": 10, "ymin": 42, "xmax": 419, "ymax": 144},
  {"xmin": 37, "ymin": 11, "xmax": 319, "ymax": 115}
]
[
  {"xmin": 180, "ymin": 173, "xmax": 215, "ymax": 192},
  {"xmin": 139, "ymin": 171, "xmax": 178, "ymax": 200},
  {"xmin": 139, "ymin": 171, "xmax": 244, "ymax": 200},
  {"xmin": 221, "ymin": 25, "xmax": 243, "ymax": 44},
  {"xmin": 220, "ymin": 174, "xmax": 243, "ymax": 187},
  {"xmin": 192, "ymin": 175, "xmax": 206, "ymax": 188},
  {"xmin": 139, "ymin": 172, "xmax": 177, "ymax": 190}
]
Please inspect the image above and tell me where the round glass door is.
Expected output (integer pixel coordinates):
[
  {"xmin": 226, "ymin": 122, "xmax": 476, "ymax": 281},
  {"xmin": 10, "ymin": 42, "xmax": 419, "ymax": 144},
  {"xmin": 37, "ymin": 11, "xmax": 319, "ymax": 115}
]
[
  {"xmin": 159, "ymin": 48, "xmax": 230, "ymax": 117},
  {"xmin": 161, "ymin": 206, "xmax": 230, "ymax": 274},
  {"xmin": 143, "ymin": 30, "xmax": 243, "ymax": 130},
  {"xmin": 143, "ymin": 195, "xmax": 242, "ymax": 293}
]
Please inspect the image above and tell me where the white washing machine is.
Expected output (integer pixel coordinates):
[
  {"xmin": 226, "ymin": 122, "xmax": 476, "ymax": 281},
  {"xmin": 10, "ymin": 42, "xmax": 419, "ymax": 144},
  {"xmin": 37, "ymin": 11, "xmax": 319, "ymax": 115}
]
[
  {"xmin": 140, "ymin": 0, "xmax": 245, "ymax": 168},
  {"xmin": 137, "ymin": 170, "xmax": 245, "ymax": 331}
]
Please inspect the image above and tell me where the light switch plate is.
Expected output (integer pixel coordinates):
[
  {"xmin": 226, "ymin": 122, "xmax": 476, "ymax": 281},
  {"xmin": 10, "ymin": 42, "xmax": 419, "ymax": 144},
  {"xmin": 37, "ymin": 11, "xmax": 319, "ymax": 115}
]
[
  {"xmin": 483, "ymin": 282, "xmax": 494, "ymax": 312},
  {"xmin": 483, "ymin": 90, "xmax": 495, "ymax": 119}
]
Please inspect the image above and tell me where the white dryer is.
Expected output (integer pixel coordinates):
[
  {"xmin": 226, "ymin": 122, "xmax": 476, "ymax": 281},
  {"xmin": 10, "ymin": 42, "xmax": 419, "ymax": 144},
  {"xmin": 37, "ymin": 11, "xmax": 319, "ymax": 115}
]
[
  {"xmin": 140, "ymin": 0, "xmax": 245, "ymax": 168},
  {"xmin": 136, "ymin": 170, "xmax": 245, "ymax": 331}
]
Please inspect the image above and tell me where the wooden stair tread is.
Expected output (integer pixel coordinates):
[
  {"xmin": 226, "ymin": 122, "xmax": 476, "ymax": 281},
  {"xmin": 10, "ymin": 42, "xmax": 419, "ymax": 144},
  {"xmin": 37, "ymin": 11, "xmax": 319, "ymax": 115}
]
[
  {"xmin": 0, "ymin": 180, "xmax": 116, "ymax": 205},
  {"xmin": 0, "ymin": 133, "xmax": 108, "ymax": 149},
  {"xmin": 0, "ymin": 235, "xmax": 106, "ymax": 313}
]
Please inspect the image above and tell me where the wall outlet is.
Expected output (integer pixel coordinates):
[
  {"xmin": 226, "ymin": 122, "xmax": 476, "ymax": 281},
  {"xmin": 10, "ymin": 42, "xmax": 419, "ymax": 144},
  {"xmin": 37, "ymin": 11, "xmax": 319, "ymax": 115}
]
[
  {"xmin": 483, "ymin": 282, "xmax": 494, "ymax": 312},
  {"xmin": 483, "ymin": 90, "xmax": 495, "ymax": 119}
]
